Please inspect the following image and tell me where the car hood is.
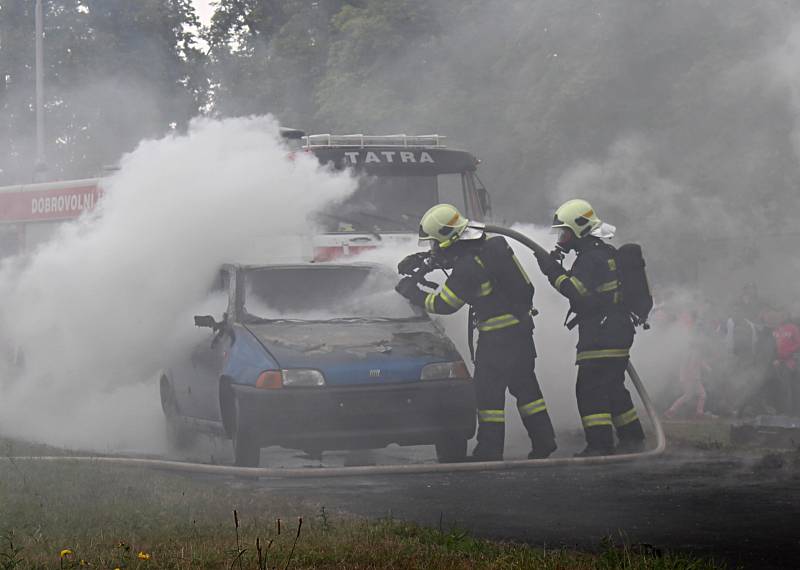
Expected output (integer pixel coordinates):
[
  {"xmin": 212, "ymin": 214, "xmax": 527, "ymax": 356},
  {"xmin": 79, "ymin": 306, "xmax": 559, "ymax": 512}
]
[{"xmin": 243, "ymin": 319, "xmax": 460, "ymax": 386}]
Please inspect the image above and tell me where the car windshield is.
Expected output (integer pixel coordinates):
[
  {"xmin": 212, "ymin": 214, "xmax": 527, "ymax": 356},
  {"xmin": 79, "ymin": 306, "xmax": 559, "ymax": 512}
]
[
  {"xmin": 241, "ymin": 265, "xmax": 423, "ymax": 322},
  {"xmin": 316, "ymin": 173, "xmax": 466, "ymax": 233}
]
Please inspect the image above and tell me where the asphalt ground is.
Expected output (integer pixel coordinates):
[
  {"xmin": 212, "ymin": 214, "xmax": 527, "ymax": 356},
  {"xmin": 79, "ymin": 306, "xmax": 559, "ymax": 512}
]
[{"xmin": 220, "ymin": 448, "xmax": 800, "ymax": 570}]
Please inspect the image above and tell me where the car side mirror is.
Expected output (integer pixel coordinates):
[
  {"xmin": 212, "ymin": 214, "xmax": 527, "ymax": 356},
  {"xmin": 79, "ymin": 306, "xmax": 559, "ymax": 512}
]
[{"xmin": 194, "ymin": 315, "xmax": 219, "ymax": 330}]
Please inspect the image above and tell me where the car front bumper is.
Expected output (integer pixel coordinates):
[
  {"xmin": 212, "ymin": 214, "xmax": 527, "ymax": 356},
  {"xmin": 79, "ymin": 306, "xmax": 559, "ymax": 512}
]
[{"xmin": 231, "ymin": 380, "xmax": 476, "ymax": 450}]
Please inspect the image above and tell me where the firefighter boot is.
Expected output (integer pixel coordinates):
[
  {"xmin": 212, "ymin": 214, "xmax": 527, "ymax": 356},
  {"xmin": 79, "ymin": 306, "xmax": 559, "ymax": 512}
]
[
  {"xmin": 522, "ymin": 413, "xmax": 557, "ymax": 459},
  {"xmin": 471, "ymin": 423, "xmax": 504, "ymax": 461},
  {"xmin": 575, "ymin": 424, "xmax": 614, "ymax": 457},
  {"xmin": 615, "ymin": 419, "xmax": 646, "ymax": 454}
]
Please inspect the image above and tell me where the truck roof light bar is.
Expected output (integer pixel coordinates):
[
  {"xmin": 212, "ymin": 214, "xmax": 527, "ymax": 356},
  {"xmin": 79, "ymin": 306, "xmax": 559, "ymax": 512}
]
[
  {"xmin": 280, "ymin": 127, "xmax": 306, "ymax": 140},
  {"xmin": 303, "ymin": 134, "xmax": 446, "ymax": 149}
]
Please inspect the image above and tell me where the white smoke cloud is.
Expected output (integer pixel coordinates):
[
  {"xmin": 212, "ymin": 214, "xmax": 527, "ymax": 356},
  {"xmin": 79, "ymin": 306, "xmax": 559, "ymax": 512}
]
[
  {"xmin": 771, "ymin": 20, "xmax": 800, "ymax": 158},
  {"xmin": 0, "ymin": 115, "xmax": 355, "ymax": 452},
  {"xmin": 764, "ymin": 21, "xmax": 800, "ymax": 304}
]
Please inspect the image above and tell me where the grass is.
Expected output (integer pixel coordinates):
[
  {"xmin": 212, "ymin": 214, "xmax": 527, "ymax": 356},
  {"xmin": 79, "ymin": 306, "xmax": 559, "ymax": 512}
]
[{"xmin": 0, "ymin": 452, "xmax": 726, "ymax": 569}]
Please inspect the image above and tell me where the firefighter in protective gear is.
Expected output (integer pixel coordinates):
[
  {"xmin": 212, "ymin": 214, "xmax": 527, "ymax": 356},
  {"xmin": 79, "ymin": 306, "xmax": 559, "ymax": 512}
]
[
  {"xmin": 395, "ymin": 204, "xmax": 557, "ymax": 461},
  {"xmin": 536, "ymin": 199, "xmax": 646, "ymax": 456}
]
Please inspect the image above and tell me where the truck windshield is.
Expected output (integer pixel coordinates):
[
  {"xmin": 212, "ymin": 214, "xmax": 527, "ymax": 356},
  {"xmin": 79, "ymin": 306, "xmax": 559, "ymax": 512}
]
[
  {"xmin": 241, "ymin": 265, "xmax": 423, "ymax": 321},
  {"xmin": 317, "ymin": 173, "xmax": 466, "ymax": 233}
]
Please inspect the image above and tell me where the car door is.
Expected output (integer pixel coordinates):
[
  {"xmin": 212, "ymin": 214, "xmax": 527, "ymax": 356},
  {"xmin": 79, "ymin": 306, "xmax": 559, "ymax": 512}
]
[{"xmin": 181, "ymin": 268, "xmax": 235, "ymax": 421}]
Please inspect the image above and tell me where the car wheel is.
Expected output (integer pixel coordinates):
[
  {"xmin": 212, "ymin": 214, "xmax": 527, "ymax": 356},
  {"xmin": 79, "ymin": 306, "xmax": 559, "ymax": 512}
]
[
  {"xmin": 435, "ymin": 436, "xmax": 468, "ymax": 463},
  {"xmin": 160, "ymin": 378, "xmax": 196, "ymax": 450},
  {"xmin": 232, "ymin": 397, "xmax": 261, "ymax": 467}
]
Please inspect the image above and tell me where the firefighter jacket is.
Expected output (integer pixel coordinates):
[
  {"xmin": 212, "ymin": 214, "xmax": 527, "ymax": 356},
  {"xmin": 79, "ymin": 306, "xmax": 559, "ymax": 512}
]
[
  {"xmin": 545, "ymin": 238, "xmax": 634, "ymax": 363},
  {"xmin": 412, "ymin": 237, "xmax": 535, "ymax": 341}
]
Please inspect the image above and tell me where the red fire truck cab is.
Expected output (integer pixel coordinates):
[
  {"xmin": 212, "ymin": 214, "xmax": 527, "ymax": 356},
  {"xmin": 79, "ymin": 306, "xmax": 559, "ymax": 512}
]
[{"xmin": 300, "ymin": 133, "xmax": 491, "ymax": 260}]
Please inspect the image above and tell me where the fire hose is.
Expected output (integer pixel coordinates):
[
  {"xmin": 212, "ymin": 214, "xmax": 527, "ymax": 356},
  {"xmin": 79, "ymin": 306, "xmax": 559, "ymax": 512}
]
[{"xmin": 4, "ymin": 226, "xmax": 665, "ymax": 479}]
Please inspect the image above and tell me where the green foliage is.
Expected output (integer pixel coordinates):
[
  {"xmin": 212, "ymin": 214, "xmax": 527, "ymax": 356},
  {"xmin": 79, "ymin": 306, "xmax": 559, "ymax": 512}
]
[
  {"xmin": 206, "ymin": 0, "xmax": 290, "ymax": 51},
  {"xmin": 200, "ymin": 0, "xmax": 800, "ymax": 234},
  {"xmin": 0, "ymin": 531, "xmax": 23, "ymax": 570},
  {"xmin": 0, "ymin": 0, "xmax": 206, "ymax": 184},
  {"xmin": 204, "ymin": 0, "xmax": 335, "ymax": 124},
  {"xmin": 314, "ymin": 0, "xmax": 440, "ymax": 130},
  {"xmin": 198, "ymin": 0, "xmax": 800, "ymax": 289}
]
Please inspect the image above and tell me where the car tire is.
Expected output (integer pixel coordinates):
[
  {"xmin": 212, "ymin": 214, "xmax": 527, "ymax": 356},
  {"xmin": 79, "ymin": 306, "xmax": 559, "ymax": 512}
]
[
  {"xmin": 160, "ymin": 378, "xmax": 196, "ymax": 450},
  {"xmin": 232, "ymin": 397, "xmax": 261, "ymax": 467},
  {"xmin": 435, "ymin": 436, "xmax": 468, "ymax": 463}
]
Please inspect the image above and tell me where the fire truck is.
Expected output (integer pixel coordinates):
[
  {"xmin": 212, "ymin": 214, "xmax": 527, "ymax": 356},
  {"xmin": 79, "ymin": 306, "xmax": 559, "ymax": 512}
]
[
  {"xmin": 0, "ymin": 177, "xmax": 103, "ymax": 258},
  {"xmin": 300, "ymin": 133, "xmax": 491, "ymax": 259},
  {"xmin": 0, "ymin": 132, "xmax": 492, "ymax": 260}
]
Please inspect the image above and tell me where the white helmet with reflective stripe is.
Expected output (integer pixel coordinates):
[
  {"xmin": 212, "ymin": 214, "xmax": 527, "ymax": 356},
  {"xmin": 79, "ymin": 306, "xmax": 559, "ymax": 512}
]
[
  {"xmin": 552, "ymin": 199, "xmax": 617, "ymax": 249},
  {"xmin": 552, "ymin": 199, "xmax": 602, "ymax": 237},
  {"xmin": 418, "ymin": 203, "xmax": 484, "ymax": 248}
]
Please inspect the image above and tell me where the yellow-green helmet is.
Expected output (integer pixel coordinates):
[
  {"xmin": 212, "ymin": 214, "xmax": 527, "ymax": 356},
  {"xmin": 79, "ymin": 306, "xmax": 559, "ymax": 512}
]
[
  {"xmin": 418, "ymin": 203, "xmax": 483, "ymax": 248},
  {"xmin": 552, "ymin": 199, "xmax": 602, "ymax": 241}
]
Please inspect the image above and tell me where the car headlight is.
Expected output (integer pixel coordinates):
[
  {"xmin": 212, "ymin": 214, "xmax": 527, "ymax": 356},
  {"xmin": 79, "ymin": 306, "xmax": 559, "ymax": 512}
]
[
  {"xmin": 282, "ymin": 369, "xmax": 326, "ymax": 387},
  {"xmin": 420, "ymin": 361, "xmax": 470, "ymax": 380}
]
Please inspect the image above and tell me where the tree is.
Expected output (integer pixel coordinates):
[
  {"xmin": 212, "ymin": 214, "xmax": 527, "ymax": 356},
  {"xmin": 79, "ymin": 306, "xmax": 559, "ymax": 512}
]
[
  {"xmin": 0, "ymin": 0, "xmax": 206, "ymax": 184},
  {"xmin": 313, "ymin": 0, "xmax": 441, "ymax": 130},
  {"xmin": 202, "ymin": 0, "xmax": 800, "ymax": 288},
  {"xmin": 0, "ymin": 1, "xmax": 84, "ymax": 184},
  {"xmin": 205, "ymin": 0, "xmax": 337, "ymax": 124}
]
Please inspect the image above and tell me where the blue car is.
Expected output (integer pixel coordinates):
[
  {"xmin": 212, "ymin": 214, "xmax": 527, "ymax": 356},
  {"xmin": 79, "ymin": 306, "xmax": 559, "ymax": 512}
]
[{"xmin": 159, "ymin": 263, "xmax": 476, "ymax": 466}]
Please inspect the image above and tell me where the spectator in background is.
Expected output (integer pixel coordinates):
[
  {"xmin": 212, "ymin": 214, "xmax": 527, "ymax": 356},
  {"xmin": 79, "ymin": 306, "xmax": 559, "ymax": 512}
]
[
  {"xmin": 724, "ymin": 286, "xmax": 773, "ymax": 416},
  {"xmin": 764, "ymin": 310, "xmax": 800, "ymax": 416},
  {"xmin": 664, "ymin": 313, "xmax": 716, "ymax": 420},
  {"xmin": 732, "ymin": 283, "xmax": 767, "ymax": 323}
]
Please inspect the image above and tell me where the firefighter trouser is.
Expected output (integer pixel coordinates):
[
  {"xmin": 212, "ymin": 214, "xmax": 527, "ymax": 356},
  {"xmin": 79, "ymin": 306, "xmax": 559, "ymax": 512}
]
[
  {"xmin": 576, "ymin": 358, "xmax": 645, "ymax": 451},
  {"xmin": 473, "ymin": 331, "xmax": 556, "ymax": 459}
]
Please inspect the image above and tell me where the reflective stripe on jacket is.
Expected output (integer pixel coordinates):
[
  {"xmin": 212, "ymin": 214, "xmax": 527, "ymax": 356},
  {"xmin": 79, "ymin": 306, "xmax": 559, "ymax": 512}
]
[
  {"xmin": 424, "ymin": 237, "xmax": 533, "ymax": 335},
  {"xmin": 547, "ymin": 238, "xmax": 634, "ymax": 363}
]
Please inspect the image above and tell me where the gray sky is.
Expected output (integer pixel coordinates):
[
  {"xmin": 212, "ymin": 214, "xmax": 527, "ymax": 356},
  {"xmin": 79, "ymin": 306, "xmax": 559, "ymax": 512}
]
[{"xmin": 192, "ymin": 0, "xmax": 214, "ymax": 26}]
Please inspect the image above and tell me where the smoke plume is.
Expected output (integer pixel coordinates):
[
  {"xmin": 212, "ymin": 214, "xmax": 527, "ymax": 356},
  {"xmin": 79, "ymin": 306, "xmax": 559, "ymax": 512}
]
[{"xmin": 0, "ymin": 115, "xmax": 355, "ymax": 452}]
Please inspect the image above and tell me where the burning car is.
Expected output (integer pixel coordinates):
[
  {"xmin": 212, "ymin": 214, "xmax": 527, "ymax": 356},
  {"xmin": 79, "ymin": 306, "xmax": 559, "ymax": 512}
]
[{"xmin": 159, "ymin": 262, "xmax": 475, "ymax": 466}]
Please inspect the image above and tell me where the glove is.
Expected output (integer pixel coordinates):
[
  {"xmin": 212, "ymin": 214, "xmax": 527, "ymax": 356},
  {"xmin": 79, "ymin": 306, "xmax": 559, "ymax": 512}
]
[
  {"xmin": 395, "ymin": 276, "xmax": 426, "ymax": 306},
  {"xmin": 536, "ymin": 249, "xmax": 562, "ymax": 278},
  {"xmin": 397, "ymin": 251, "xmax": 429, "ymax": 276},
  {"xmin": 395, "ymin": 276, "xmax": 421, "ymax": 298}
]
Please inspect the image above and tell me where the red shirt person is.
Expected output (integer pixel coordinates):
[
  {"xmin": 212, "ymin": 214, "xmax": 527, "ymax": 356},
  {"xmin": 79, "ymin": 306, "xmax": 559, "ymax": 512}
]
[{"xmin": 772, "ymin": 320, "xmax": 800, "ymax": 369}]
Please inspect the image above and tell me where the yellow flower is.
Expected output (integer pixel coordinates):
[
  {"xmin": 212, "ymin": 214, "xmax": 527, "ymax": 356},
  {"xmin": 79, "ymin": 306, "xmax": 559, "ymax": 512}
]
[
  {"xmin": 137, "ymin": 551, "xmax": 151, "ymax": 561},
  {"xmin": 59, "ymin": 549, "xmax": 73, "ymax": 558}
]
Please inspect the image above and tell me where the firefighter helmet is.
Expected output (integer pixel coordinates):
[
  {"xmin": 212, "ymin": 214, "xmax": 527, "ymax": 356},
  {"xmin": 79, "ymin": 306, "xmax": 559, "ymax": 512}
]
[
  {"xmin": 552, "ymin": 199, "xmax": 602, "ymax": 238},
  {"xmin": 418, "ymin": 204, "xmax": 483, "ymax": 248}
]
